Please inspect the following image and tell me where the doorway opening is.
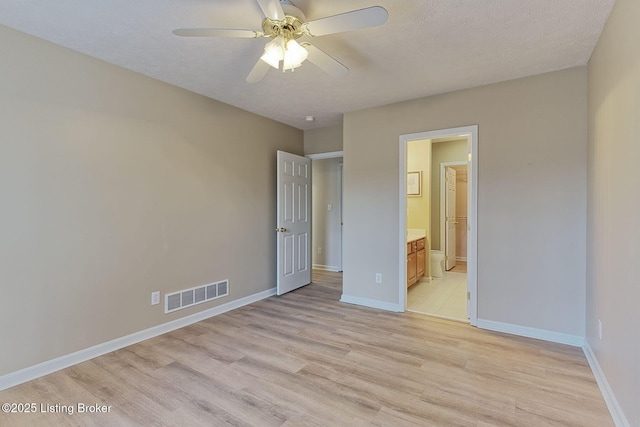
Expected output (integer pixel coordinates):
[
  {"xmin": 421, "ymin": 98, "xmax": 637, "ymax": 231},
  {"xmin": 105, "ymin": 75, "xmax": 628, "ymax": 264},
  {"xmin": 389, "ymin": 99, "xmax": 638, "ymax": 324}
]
[
  {"xmin": 398, "ymin": 126, "xmax": 478, "ymax": 326},
  {"xmin": 308, "ymin": 151, "xmax": 344, "ymax": 273},
  {"xmin": 407, "ymin": 158, "xmax": 468, "ymax": 321}
]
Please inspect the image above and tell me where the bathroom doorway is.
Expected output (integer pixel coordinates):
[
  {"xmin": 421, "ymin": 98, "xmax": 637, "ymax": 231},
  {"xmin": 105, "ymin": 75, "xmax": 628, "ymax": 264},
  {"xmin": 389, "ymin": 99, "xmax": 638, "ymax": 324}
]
[
  {"xmin": 407, "ymin": 159, "xmax": 468, "ymax": 321},
  {"xmin": 399, "ymin": 126, "xmax": 477, "ymax": 325}
]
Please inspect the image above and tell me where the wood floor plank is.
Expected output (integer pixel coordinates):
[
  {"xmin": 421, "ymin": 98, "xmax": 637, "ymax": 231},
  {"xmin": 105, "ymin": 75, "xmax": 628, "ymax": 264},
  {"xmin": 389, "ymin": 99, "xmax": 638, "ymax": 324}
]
[{"xmin": 0, "ymin": 271, "xmax": 613, "ymax": 426}]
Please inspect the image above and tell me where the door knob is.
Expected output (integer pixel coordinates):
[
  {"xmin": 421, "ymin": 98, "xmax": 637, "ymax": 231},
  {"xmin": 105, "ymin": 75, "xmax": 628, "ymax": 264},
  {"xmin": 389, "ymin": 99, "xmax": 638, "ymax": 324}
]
[{"xmin": 276, "ymin": 227, "xmax": 287, "ymax": 232}]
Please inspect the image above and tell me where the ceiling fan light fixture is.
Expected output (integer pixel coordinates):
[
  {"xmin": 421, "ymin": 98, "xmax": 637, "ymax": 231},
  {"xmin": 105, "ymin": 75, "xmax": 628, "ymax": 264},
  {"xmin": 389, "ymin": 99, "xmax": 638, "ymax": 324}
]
[
  {"xmin": 176, "ymin": 1, "xmax": 389, "ymax": 83},
  {"xmin": 260, "ymin": 35, "xmax": 286, "ymax": 69},
  {"xmin": 282, "ymin": 39, "xmax": 308, "ymax": 71}
]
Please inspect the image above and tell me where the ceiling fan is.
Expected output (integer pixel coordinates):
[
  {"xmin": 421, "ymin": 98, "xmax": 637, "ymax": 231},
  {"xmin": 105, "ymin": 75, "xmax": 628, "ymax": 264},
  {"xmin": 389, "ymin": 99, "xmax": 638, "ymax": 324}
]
[{"xmin": 173, "ymin": 0, "xmax": 388, "ymax": 83}]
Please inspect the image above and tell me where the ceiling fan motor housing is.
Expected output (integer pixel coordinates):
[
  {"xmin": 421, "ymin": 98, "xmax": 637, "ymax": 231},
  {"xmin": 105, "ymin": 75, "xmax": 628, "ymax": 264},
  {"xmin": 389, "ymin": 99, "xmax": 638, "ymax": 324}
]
[{"xmin": 262, "ymin": 1, "xmax": 307, "ymax": 40}]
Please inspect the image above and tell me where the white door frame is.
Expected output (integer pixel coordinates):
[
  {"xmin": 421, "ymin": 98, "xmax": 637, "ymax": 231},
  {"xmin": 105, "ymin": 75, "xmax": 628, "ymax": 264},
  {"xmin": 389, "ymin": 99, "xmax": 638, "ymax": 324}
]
[
  {"xmin": 338, "ymin": 162, "xmax": 344, "ymax": 271},
  {"xmin": 399, "ymin": 126, "xmax": 478, "ymax": 326}
]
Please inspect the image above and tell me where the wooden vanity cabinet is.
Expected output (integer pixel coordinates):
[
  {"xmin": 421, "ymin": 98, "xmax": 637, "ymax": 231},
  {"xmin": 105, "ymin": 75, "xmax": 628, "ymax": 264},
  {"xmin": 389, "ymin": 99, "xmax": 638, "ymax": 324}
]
[
  {"xmin": 407, "ymin": 242, "xmax": 417, "ymax": 287},
  {"xmin": 416, "ymin": 238, "xmax": 425, "ymax": 278},
  {"xmin": 407, "ymin": 237, "xmax": 426, "ymax": 287}
]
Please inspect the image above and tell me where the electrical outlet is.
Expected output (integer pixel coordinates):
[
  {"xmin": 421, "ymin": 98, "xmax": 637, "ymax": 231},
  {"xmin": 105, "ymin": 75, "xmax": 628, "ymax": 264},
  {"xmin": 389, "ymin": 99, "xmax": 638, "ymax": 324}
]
[
  {"xmin": 151, "ymin": 291, "xmax": 160, "ymax": 306},
  {"xmin": 375, "ymin": 273, "xmax": 382, "ymax": 283},
  {"xmin": 598, "ymin": 319, "xmax": 603, "ymax": 340},
  {"xmin": 327, "ymin": 204, "xmax": 332, "ymax": 211},
  {"xmin": 317, "ymin": 247, "xmax": 323, "ymax": 254}
]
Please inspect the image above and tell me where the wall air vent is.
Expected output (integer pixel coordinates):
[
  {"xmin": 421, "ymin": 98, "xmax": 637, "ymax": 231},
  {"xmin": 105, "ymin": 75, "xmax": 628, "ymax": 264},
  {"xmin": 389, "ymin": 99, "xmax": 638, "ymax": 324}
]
[{"xmin": 164, "ymin": 279, "xmax": 229, "ymax": 314}]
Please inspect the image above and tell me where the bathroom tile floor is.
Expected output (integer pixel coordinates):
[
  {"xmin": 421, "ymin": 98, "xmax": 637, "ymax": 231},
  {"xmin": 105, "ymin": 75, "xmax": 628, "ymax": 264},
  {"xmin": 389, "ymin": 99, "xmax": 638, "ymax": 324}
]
[{"xmin": 407, "ymin": 270, "xmax": 468, "ymax": 322}]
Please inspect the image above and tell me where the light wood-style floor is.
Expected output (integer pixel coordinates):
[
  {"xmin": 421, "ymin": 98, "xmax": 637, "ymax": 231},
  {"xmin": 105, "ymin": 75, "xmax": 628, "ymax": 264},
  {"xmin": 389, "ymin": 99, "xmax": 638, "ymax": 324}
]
[{"xmin": 0, "ymin": 270, "xmax": 612, "ymax": 426}]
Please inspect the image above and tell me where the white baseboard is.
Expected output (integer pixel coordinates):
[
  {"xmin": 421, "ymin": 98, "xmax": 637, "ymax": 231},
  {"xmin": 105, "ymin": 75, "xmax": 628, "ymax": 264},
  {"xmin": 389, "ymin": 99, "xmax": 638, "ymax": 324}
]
[
  {"xmin": 583, "ymin": 342, "xmax": 630, "ymax": 427},
  {"xmin": 0, "ymin": 287, "xmax": 277, "ymax": 392},
  {"xmin": 312, "ymin": 264, "xmax": 341, "ymax": 272},
  {"xmin": 340, "ymin": 294, "xmax": 402, "ymax": 312},
  {"xmin": 473, "ymin": 315, "xmax": 630, "ymax": 427},
  {"xmin": 456, "ymin": 256, "xmax": 467, "ymax": 262},
  {"xmin": 476, "ymin": 318, "xmax": 585, "ymax": 347}
]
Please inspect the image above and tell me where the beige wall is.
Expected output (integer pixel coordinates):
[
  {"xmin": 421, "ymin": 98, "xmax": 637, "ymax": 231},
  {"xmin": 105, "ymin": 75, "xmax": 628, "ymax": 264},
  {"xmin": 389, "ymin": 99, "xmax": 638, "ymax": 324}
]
[
  {"xmin": 430, "ymin": 139, "xmax": 468, "ymax": 250},
  {"xmin": 0, "ymin": 25, "xmax": 302, "ymax": 376},
  {"xmin": 311, "ymin": 157, "xmax": 343, "ymax": 270},
  {"xmin": 343, "ymin": 67, "xmax": 587, "ymax": 336},
  {"xmin": 587, "ymin": 0, "xmax": 640, "ymax": 423},
  {"xmin": 304, "ymin": 124, "xmax": 343, "ymax": 154}
]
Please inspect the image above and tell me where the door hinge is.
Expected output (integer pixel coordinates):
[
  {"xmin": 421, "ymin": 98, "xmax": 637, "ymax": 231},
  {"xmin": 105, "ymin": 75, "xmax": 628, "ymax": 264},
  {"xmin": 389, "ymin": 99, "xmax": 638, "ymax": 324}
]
[{"xmin": 467, "ymin": 291, "xmax": 471, "ymax": 300}]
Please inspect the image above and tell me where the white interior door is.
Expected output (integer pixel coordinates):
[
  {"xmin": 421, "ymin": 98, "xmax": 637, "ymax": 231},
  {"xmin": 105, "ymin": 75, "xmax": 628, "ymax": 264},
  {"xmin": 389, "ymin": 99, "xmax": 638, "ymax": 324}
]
[
  {"xmin": 276, "ymin": 151, "xmax": 311, "ymax": 295},
  {"xmin": 445, "ymin": 167, "xmax": 457, "ymax": 271}
]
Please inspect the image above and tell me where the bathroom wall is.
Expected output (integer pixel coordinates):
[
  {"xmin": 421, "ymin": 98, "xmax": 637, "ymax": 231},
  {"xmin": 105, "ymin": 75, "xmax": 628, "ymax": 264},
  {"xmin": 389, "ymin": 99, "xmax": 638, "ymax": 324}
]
[
  {"xmin": 407, "ymin": 139, "xmax": 431, "ymax": 278},
  {"xmin": 407, "ymin": 139, "xmax": 431, "ymax": 240},
  {"xmin": 430, "ymin": 139, "xmax": 468, "ymax": 250}
]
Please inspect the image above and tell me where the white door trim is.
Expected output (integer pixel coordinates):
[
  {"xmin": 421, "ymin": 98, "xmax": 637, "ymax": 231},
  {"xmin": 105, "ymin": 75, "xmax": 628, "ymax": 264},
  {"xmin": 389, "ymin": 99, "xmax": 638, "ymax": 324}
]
[
  {"xmin": 306, "ymin": 151, "xmax": 343, "ymax": 160},
  {"xmin": 338, "ymin": 163, "xmax": 344, "ymax": 271},
  {"xmin": 399, "ymin": 125, "xmax": 478, "ymax": 326}
]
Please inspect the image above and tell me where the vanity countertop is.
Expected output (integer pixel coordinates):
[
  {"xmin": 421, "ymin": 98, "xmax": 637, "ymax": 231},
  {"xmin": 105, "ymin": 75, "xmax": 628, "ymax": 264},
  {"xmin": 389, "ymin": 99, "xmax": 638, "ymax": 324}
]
[{"xmin": 407, "ymin": 229, "xmax": 426, "ymax": 242}]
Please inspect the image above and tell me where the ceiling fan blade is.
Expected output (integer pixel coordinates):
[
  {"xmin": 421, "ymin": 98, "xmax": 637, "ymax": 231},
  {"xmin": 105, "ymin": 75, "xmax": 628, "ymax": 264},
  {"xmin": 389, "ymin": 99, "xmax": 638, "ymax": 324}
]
[
  {"xmin": 303, "ymin": 44, "xmax": 349, "ymax": 78},
  {"xmin": 246, "ymin": 58, "xmax": 271, "ymax": 83},
  {"xmin": 305, "ymin": 6, "xmax": 388, "ymax": 37},
  {"xmin": 173, "ymin": 28, "xmax": 260, "ymax": 38},
  {"xmin": 256, "ymin": 0, "xmax": 285, "ymax": 21}
]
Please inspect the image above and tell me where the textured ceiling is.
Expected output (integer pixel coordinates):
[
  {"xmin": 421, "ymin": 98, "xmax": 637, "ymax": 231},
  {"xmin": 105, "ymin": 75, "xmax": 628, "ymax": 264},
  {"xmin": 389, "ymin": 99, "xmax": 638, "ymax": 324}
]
[{"xmin": 0, "ymin": 0, "xmax": 614, "ymax": 130}]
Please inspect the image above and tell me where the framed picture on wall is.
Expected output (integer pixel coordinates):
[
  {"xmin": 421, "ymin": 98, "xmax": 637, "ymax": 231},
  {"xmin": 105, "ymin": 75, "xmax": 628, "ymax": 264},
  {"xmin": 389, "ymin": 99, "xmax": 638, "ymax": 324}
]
[{"xmin": 407, "ymin": 171, "xmax": 421, "ymax": 196}]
